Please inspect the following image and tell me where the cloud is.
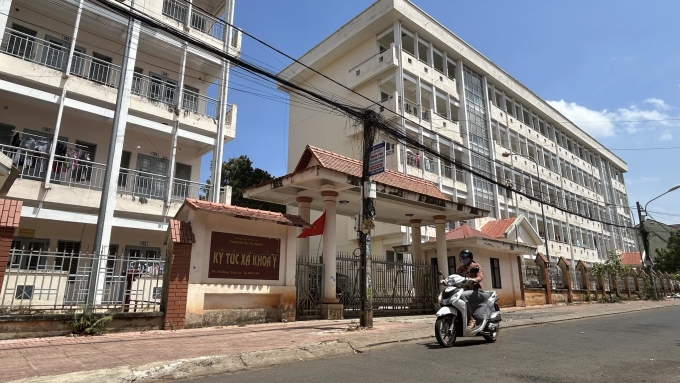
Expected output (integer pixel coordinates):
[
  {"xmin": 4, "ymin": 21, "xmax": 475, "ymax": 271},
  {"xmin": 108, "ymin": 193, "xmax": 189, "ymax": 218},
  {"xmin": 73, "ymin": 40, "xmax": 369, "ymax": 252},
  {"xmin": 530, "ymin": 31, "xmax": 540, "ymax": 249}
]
[
  {"xmin": 547, "ymin": 98, "xmax": 676, "ymax": 137},
  {"xmin": 659, "ymin": 131, "xmax": 673, "ymax": 141}
]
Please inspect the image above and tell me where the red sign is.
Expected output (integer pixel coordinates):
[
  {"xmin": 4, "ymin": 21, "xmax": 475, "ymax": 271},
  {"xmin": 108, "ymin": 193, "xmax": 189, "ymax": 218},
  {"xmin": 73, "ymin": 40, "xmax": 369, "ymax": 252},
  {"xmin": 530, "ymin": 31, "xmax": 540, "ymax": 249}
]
[{"xmin": 208, "ymin": 232, "xmax": 281, "ymax": 280}]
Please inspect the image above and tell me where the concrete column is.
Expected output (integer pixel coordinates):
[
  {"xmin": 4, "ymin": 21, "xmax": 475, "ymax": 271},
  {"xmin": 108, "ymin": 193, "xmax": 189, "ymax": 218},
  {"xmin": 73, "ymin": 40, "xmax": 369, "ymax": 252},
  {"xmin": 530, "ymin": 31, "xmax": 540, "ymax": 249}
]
[
  {"xmin": 211, "ymin": 0, "xmax": 235, "ymax": 202},
  {"xmin": 0, "ymin": 0, "xmax": 11, "ymax": 31},
  {"xmin": 90, "ymin": 15, "xmax": 141, "ymax": 308},
  {"xmin": 410, "ymin": 219, "xmax": 422, "ymax": 263},
  {"xmin": 296, "ymin": 196, "xmax": 312, "ymax": 258},
  {"xmin": 165, "ymin": 42, "xmax": 188, "ymax": 206},
  {"xmin": 434, "ymin": 215, "xmax": 448, "ymax": 275},
  {"xmin": 321, "ymin": 190, "xmax": 338, "ymax": 303}
]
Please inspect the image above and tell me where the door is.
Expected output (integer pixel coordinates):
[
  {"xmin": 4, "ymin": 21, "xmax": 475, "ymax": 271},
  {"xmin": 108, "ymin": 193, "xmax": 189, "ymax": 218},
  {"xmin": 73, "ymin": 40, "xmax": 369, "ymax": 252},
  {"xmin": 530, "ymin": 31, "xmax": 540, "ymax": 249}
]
[
  {"xmin": 172, "ymin": 162, "xmax": 192, "ymax": 200},
  {"xmin": 40, "ymin": 36, "xmax": 65, "ymax": 70},
  {"xmin": 69, "ymin": 46, "xmax": 87, "ymax": 76},
  {"xmin": 130, "ymin": 67, "xmax": 144, "ymax": 96},
  {"xmin": 148, "ymin": 73, "xmax": 176, "ymax": 104},
  {"xmin": 7, "ymin": 24, "xmax": 36, "ymax": 59},
  {"xmin": 89, "ymin": 52, "xmax": 112, "ymax": 84},
  {"xmin": 182, "ymin": 85, "xmax": 199, "ymax": 113},
  {"xmin": 135, "ymin": 154, "xmax": 168, "ymax": 199}
]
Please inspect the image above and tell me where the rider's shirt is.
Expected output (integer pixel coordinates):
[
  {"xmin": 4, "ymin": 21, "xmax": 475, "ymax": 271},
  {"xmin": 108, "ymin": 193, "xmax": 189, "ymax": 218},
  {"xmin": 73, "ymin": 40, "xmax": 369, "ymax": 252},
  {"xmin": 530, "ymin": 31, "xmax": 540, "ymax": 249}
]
[{"xmin": 456, "ymin": 262, "xmax": 484, "ymax": 289}]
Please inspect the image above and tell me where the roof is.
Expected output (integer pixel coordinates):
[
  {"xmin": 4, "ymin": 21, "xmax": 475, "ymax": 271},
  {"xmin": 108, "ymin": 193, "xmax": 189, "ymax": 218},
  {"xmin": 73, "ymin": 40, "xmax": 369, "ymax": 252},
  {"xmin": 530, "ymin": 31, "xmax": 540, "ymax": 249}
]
[
  {"xmin": 0, "ymin": 198, "xmax": 21, "ymax": 228},
  {"xmin": 294, "ymin": 145, "xmax": 449, "ymax": 201},
  {"xmin": 179, "ymin": 199, "xmax": 310, "ymax": 228},
  {"xmin": 558, "ymin": 256, "xmax": 570, "ymax": 267},
  {"xmin": 169, "ymin": 220, "xmax": 195, "ymax": 244},
  {"xmin": 536, "ymin": 253, "xmax": 549, "ymax": 264},
  {"xmin": 481, "ymin": 218, "xmax": 517, "ymax": 238},
  {"xmin": 621, "ymin": 252, "xmax": 642, "ymax": 266},
  {"xmin": 430, "ymin": 224, "xmax": 494, "ymax": 242}
]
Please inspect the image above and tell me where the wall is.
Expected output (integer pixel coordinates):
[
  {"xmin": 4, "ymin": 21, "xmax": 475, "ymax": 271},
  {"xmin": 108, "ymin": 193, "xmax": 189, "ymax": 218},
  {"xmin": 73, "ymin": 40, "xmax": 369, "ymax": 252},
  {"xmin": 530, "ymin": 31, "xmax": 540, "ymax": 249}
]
[
  {"xmin": 184, "ymin": 211, "xmax": 297, "ymax": 327},
  {"xmin": 524, "ymin": 288, "xmax": 546, "ymax": 306}
]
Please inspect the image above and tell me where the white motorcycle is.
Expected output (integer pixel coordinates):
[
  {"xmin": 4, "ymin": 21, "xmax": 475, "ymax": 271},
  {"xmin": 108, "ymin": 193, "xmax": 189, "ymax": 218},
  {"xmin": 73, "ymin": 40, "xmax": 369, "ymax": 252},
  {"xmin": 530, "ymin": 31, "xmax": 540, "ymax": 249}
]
[{"xmin": 434, "ymin": 272, "xmax": 502, "ymax": 347}]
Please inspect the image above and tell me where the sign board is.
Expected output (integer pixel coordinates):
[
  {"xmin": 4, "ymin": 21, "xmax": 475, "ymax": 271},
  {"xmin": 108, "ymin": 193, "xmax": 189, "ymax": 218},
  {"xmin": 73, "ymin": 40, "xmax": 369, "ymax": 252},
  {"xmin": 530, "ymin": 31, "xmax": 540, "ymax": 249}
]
[
  {"xmin": 18, "ymin": 228, "xmax": 35, "ymax": 238},
  {"xmin": 208, "ymin": 232, "xmax": 281, "ymax": 280},
  {"xmin": 368, "ymin": 142, "xmax": 386, "ymax": 176}
]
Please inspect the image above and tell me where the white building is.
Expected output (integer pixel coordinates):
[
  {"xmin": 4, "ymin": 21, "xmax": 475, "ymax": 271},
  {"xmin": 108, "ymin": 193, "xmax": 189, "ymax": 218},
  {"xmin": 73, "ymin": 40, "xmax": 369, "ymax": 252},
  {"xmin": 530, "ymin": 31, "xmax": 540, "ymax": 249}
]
[
  {"xmin": 280, "ymin": 0, "xmax": 635, "ymax": 268},
  {"xmin": 0, "ymin": 0, "xmax": 239, "ymax": 260}
]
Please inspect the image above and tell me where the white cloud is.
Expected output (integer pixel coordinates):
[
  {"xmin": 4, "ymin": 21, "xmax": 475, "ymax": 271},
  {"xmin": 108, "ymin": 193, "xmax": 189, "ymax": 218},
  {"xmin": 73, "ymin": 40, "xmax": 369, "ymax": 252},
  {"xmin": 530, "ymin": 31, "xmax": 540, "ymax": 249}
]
[
  {"xmin": 659, "ymin": 131, "xmax": 673, "ymax": 141},
  {"xmin": 644, "ymin": 98, "xmax": 671, "ymax": 111},
  {"xmin": 547, "ymin": 99, "xmax": 676, "ymax": 137}
]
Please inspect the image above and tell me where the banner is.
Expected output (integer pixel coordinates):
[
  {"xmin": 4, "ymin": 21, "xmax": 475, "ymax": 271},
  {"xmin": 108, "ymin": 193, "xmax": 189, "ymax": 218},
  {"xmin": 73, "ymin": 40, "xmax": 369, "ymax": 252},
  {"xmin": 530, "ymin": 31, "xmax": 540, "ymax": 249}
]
[{"xmin": 208, "ymin": 232, "xmax": 281, "ymax": 280}]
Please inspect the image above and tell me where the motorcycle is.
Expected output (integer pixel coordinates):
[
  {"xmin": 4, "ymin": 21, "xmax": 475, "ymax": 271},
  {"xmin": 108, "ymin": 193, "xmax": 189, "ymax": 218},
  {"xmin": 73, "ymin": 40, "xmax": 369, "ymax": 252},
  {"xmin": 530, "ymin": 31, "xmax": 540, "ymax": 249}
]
[{"xmin": 434, "ymin": 271, "xmax": 502, "ymax": 347}]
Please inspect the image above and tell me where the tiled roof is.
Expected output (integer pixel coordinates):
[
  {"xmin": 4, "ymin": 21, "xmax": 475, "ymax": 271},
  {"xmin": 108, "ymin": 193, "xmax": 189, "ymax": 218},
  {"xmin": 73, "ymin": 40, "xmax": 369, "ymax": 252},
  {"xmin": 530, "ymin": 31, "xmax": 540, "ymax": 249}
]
[
  {"xmin": 181, "ymin": 199, "xmax": 310, "ymax": 228},
  {"xmin": 0, "ymin": 199, "xmax": 22, "ymax": 228},
  {"xmin": 429, "ymin": 224, "xmax": 494, "ymax": 242},
  {"xmin": 620, "ymin": 252, "xmax": 642, "ymax": 266},
  {"xmin": 481, "ymin": 218, "xmax": 517, "ymax": 238},
  {"xmin": 169, "ymin": 219, "xmax": 195, "ymax": 244},
  {"xmin": 295, "ymin": 145, "xmax": 449, "ymax": 201}
]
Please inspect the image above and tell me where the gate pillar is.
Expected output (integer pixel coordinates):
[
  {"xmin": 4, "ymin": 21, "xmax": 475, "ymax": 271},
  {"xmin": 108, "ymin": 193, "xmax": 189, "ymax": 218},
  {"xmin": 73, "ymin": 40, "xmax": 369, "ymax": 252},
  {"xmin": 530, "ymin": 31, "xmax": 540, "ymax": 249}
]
[{"xmin": 0, "ymin": 199, "xmax": 21, "ymax": 294}]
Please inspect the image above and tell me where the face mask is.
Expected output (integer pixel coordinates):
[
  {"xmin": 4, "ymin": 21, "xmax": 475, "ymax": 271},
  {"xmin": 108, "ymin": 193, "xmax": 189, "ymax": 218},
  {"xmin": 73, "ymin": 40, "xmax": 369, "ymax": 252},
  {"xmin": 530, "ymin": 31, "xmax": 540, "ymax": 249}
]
[{"xmin": 461, "ymin": 257, "xmax": 471, "ymax": 265}]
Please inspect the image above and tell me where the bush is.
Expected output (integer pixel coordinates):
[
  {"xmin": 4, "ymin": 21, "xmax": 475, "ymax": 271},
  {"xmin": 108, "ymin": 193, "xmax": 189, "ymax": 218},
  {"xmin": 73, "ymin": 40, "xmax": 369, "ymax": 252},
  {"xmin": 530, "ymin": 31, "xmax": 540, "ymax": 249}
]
[
  {"xmin": 583, "ymin": 290, "xmax": 591, "ymax": 302},
  {"xmin": 70, "ymin": 312, "xmax": 113, "ymax": 336}
]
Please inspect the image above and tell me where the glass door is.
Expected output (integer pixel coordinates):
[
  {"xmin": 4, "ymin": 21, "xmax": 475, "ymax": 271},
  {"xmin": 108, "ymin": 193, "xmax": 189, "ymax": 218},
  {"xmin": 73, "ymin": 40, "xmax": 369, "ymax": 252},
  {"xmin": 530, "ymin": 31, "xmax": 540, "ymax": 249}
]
[{"xmin": 135, "ymin": 154, "xmax": 168, "ymax": 199}]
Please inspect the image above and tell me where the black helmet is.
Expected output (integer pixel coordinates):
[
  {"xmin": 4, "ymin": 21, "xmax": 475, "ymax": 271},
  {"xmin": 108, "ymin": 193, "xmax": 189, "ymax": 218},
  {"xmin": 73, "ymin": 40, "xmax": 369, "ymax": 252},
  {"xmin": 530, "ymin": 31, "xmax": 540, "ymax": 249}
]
[{"xmin": 459, "ymin": 249, "xmax": 473, "ymax": 261}]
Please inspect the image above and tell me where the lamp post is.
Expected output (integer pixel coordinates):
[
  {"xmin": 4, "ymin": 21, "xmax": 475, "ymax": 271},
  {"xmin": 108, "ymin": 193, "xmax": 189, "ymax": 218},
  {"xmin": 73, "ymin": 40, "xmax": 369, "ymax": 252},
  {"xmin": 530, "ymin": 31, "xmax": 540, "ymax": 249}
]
[
  {"xmin": 502, "ymin": 151, "xmax": 551, "ymax": 265},
  {"xmin": 636, "ymin": 184, "xmax": 680, "ymax": 300}
]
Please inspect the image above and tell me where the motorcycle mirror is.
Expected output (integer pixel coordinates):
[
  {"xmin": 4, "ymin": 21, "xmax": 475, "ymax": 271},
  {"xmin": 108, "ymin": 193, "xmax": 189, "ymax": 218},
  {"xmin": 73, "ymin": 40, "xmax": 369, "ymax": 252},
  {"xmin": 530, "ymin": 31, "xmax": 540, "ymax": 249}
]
[{"xmin": 437, "ymin": 271, "xmax": 443, "ymax": 276}]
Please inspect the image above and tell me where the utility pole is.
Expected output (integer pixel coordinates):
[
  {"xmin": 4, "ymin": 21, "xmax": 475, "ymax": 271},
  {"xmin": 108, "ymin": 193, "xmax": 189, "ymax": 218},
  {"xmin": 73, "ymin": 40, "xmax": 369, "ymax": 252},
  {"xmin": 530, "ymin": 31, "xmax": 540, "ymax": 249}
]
[
  {"xmin": 359, "ymin": 110, "xmax": 377, "ymax": 328},
  {"xmin": 636, "ymin": 201, "xmax": 659, "ymax": 300}
]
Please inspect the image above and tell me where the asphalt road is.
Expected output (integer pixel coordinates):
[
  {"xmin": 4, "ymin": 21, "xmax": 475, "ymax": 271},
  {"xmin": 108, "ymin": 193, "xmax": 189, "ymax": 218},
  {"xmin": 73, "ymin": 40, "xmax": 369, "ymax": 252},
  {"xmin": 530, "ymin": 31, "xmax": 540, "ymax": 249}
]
[{"xmin": 179, "ymin": 306, "xmax": 680, "ymax": 383}]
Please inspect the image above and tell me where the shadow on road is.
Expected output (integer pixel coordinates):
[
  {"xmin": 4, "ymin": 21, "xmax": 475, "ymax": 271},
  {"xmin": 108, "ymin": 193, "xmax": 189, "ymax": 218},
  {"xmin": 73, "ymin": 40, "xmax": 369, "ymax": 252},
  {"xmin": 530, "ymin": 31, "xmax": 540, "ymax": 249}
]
[{"xmin": 422, "ymin": 339, "xmax": 487, "ymax": 349}]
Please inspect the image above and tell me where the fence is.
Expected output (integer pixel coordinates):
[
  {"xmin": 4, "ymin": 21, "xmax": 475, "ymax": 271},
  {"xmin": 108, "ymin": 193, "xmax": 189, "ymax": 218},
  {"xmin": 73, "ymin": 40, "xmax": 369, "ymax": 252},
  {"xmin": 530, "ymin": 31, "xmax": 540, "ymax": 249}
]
[
  {"xmin": 524, "ymin": 265, "xmax": 542, "ymax": 288},
  {"xmin": 294, "ymin": 255, "xmax": 323, "ymax": 319},
  {"xmin": 336, "ymin": 252, "xmax": 437, "ymax": 316},
  {"xmin": 549, "ymin": 266, "xmax": 565, "ymax": 289},
  {"xmin": 1, "ymin": 250, "xmax": 164, "ymax": 314},
  {"xmin": 572, "ymin": 269, "xmax": 583, "ymax": 291}
]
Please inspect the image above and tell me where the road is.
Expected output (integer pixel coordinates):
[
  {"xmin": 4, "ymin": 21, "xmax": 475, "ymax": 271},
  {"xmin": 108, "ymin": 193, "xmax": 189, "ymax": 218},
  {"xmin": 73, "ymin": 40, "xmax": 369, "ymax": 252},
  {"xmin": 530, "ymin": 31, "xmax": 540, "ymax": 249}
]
[{"xmin": 177, "ymin": 306, "xmax": 680, "ymax": 383}]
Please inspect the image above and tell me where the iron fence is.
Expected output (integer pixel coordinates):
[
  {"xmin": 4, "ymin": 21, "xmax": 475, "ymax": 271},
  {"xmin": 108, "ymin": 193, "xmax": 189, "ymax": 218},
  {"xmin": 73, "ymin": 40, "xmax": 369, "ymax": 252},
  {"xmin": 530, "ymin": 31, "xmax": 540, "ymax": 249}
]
[
  {"xmin": 336, "ymin": 252, "xmax": 437, "ymax": 316},
  {"xmin": 1, "ymin": 250, "xmax": 164, "ymax": 314},
  {"xmin": 524, "ymin": 265, "xmax": 542, "ymax": 288},
  {"xmin": 572, "ymin": 269, "xmax": 583, "ymax": 291},
  {"xmin": 627, "ymin": 276, "xmax": 636, "ymax": 291},
  {"xmin": 549, "ymin": 266, "xmax": 565, "ymax": 289},
  {"xmin": 295, "ymin": 255, "xmax": 323, "ymax": 319}
]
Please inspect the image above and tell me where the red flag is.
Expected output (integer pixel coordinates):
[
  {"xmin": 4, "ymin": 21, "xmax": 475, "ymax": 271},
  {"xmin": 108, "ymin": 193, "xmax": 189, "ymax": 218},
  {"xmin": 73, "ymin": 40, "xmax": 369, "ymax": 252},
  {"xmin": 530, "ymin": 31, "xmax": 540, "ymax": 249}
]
[{"xmin": 297, "ymin": 211, "xmax": 326, "ymax": 238}]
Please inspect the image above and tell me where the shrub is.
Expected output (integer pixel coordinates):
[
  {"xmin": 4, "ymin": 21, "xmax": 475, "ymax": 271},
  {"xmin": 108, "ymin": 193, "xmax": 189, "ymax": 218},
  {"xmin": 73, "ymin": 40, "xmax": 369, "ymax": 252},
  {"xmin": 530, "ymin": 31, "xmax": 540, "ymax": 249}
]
[{"xmin": 70, "ymin": 312, "xmax": 113, "ymax": 336}]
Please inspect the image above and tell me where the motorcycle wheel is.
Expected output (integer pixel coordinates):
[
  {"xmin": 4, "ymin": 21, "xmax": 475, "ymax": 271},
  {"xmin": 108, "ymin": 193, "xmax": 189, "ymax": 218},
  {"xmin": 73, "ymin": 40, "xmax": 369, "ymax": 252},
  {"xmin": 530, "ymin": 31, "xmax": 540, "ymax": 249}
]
[
  {"xmin": 483, "ymin": 327, "xmax": 499, "ymax": 343},
  {"xmin": 434, "ymin": 316, "xmax": 456, "ymax": 348}
]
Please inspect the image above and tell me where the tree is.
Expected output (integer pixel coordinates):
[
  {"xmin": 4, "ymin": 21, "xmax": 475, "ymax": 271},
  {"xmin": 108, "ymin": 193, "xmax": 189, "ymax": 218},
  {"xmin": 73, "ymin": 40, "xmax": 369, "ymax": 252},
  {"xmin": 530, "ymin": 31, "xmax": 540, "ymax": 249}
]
[
  {"xmin": 207, "ymin": 155, "xmax": 286, "ymax": 213},
  {"xmin": 592, "ymin": 251, "xmax": 629, "ymax": 302},
  {"xmin": 655, "ymin": 230, "xmax": 680, "ymax": 274}
]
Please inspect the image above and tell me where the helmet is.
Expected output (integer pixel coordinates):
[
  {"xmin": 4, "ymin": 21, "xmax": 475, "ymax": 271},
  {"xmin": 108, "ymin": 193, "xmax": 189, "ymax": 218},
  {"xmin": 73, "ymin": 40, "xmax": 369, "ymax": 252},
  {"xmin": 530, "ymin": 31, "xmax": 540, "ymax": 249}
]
[{"xmin": 459, "ymin": 249, "xmax": 473, "ymax": 264}]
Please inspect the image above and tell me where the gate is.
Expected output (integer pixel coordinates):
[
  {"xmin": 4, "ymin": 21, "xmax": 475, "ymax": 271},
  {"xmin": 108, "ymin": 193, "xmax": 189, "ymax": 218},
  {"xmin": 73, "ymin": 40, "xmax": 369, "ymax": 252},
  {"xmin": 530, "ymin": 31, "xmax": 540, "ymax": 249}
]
[
  {"xmin": 295, "ymin": 255, "xmax": 323, "ymax": 319},
  {"xmin": 336, "ymin": 252, "xmax": 437, "ymax": 317}
]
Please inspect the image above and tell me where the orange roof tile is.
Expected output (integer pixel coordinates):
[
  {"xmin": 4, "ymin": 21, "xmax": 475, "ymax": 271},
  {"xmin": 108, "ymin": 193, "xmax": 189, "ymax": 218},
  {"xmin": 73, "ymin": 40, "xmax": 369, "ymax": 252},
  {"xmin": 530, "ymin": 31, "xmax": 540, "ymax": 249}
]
[
  {"xmin": 169, "ymin": 219, "xmax": 195, "ymax": 244},
  {"xmin": 620, "ymin": 252, "xmax": 642, "ymax": 266},
  {"xmin": 481, "ymin": 218, "xmax": 517, "ymax": 238},
  {"xmin": 180, "ymin": 199, "xmax": 310, "ymax": 228},
  {"xmin": 429, "ymin": 224, "xmax": 494, "ymax": 242},
  {"xmin": 0, "ymin": 199, "xmax": 22, "ymax": 228},
  {"xmin": 295, "ymin": 145, "xmax": 449, "ymax": 201}
]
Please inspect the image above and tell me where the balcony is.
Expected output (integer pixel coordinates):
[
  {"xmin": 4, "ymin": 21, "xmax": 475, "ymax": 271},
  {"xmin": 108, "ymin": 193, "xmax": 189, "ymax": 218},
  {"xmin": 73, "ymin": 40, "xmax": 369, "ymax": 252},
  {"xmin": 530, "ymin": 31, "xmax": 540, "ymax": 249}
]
[
  {"xmin": 1, "ymin": 144, "xmax": 219, "ymax": 215},
  {"xmin": 0, "ymin": 28, "xmax": 234, "ymax": 130},
  {"xmin": 347, "ymin": 44, "xmax": 398, "ymax": 89}
]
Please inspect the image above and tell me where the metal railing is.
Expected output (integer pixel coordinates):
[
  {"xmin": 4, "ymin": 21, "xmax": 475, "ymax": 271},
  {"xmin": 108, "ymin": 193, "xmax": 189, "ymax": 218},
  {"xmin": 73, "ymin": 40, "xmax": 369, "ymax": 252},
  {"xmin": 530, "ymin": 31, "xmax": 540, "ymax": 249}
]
[
  {"xmin": 70, "ymin": 52, "xmax": 121, "ymax": 88},
  {"xmin": 549, "ymin": 267, "xmax": 565, "ymax": 289},
  {"xmin": 1, "ymin": 250, "xmax": 164, "ymax": 314},
  {"xmin": 440, "ymin": 163, "xmax": 452, "ymax": 179},
  {"xmin": 1, "ymin": 28, "xmax": 67, "ymax": 71},
  {"xmin": 183, "ymin": 89, "xmax": 218, "ymax": 118},
  {"xmin": 455, "ymin": 169, "xmax": 465, "ymax": 183},
  {"xmin": 402, "ymin": 98, "xmax": 419, "ymax": 117},
  {"xmin": 162, "ymin": 0, "xmax": 227, "ymax": 41},
  {"xmin": 295, "ymin": 255, "xmax": 323, "ymax": 319},
  {"xmin": 132, "ymin": 72, "xmax": 177, "ymax": 106},
  {"xmin": 524, "ymin": 265, "xmax": 542, "ymax": 288}
]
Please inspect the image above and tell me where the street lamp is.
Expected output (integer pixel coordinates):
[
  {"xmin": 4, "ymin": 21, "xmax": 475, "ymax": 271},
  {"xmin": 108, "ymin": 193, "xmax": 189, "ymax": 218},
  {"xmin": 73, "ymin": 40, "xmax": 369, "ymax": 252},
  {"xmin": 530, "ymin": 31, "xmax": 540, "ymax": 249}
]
[
  {"xmin": 637, "ymin": 184, "xmax": 680, "ymax": 300},
  {"xmin": 502, "ymin": 151, "xmax": 551, "ymax": 264}
]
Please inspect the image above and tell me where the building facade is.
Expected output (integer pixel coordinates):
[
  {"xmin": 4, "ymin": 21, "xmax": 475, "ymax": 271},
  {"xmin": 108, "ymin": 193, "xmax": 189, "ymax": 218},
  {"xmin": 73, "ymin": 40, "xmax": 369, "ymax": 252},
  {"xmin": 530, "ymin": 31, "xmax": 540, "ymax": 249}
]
[
  {"xmin": 0, "ymin": 0, "xmax": 239, "ymax": 262},
  {"xmin": 280, "ymin": 0, "xmax": 635, "ymax": 268}
]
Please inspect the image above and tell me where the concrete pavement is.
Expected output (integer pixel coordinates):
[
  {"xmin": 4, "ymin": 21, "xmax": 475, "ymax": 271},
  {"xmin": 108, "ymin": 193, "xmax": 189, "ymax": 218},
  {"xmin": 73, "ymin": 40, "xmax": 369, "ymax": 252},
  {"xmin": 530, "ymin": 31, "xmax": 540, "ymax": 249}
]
[{"xmin": 2, "ymin": 300, "xmax": 678, "ymax": 383}]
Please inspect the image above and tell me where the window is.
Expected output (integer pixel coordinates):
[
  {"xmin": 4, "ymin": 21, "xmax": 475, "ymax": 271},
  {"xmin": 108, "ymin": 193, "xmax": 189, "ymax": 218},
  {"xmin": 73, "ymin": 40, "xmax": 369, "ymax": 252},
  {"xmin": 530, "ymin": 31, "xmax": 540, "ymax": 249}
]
[
  {"xmin": 56, "ymin": 240, "xmax": 81, "ymax": 272},
  {"xmin": 10, "ymin": 238, "xmax": 49, "ymax": 270},
  {"xmin": 0, "ymin": 123, "xmax": 15, "ymax": 146},
  {"xmin": 490, "ymin": 258, "xmax": 501, "ymax": 288},
  {"xmin": 135, "ymin": 154, "xmax": 168, "ymax": 199},
  {"xmin": 15, "ymin": 285, "xmax": 34, "ymax": 300},
  {"xmin": 447, "ymin": 256, "xmax": 456, "ymax": 276}
]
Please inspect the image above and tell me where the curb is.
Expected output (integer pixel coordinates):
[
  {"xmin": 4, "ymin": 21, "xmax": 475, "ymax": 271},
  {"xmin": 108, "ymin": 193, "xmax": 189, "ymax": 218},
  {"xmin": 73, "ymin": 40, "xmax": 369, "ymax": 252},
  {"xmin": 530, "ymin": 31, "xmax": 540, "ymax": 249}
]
[{"xmin": 8, "ymin": 302, "xmax": 679, "ymax": 383}]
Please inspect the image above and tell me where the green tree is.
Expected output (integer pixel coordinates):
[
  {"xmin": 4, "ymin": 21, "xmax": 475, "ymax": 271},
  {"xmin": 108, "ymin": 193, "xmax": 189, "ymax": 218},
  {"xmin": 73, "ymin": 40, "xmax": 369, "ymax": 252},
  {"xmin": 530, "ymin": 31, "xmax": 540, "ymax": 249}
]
[
  {"xmin": 207, "ymin": 155, "xmax": 286, "ymax": 213},
  {"xmin": 592, "ymin": 251, "xmax": 629, "ymax": 302},
  {"xmin": 655, "ymin": 231, "xmax": 680, "ymax": 274}
]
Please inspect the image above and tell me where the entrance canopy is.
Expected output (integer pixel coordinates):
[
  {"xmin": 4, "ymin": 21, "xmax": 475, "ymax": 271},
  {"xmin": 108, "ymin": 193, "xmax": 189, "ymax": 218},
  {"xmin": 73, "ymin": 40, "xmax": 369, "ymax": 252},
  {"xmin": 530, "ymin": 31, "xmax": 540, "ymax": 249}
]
[{"xmin": 244, "ymin": 146, "xmax": 488, "ymax": 225}]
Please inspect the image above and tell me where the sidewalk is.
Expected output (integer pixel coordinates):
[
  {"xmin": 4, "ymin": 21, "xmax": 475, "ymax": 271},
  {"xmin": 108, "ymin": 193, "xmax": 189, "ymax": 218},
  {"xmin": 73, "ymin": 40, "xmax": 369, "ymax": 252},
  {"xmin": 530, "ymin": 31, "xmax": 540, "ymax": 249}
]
[{"xmin": 3, "ymin": 300, "xmax": 678, "ymax": 383}]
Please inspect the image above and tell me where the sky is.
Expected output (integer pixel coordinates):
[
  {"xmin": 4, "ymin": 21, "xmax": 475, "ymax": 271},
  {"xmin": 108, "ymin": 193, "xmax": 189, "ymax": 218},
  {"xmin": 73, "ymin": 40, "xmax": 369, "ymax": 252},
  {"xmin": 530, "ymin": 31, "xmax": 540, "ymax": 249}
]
[{"xmin": 200, "ymin": 0, "xmax": 680, "ymax": 225}]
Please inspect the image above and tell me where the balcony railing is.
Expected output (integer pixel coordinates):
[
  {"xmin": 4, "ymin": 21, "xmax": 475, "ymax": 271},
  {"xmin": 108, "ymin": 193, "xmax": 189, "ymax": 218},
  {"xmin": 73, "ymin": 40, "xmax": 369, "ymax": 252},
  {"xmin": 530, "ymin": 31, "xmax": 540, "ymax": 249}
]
[
  {"xmin": 71, "ymin": 52, "xmax": 121, "ymax": 88},
  {"xmin": 162, "ymin": 0, "xmax": 227, "ymax": 42},
  {"xmin": 131, "ymin": 72, "xmax": 177, "ymax": 106},
  {"xmin": 1, "ymin": 28, "xmax": 69, "ymax": 71},
  {"xmin": 441, "ymin": 163, "xmax": 452, "ymax": 179},
  {"xmin": 183, "ymin": 89, "xmax": 218, "ymax": 118},
  {"xmin": 0, "ymin": 144, "xmax": 212, "ymax": 203}
]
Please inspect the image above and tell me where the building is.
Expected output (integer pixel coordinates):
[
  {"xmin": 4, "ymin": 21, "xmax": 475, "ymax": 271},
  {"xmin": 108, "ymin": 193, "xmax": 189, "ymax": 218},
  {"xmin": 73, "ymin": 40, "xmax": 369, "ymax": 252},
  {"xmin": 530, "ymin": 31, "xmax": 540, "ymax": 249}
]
[
  {"xmin": 279, "ymin": 0, "xmax": 636, "ymax": 271},
  {"xmin": 0, "ymin": 0, "xmax": 239, "ymax": 264}
]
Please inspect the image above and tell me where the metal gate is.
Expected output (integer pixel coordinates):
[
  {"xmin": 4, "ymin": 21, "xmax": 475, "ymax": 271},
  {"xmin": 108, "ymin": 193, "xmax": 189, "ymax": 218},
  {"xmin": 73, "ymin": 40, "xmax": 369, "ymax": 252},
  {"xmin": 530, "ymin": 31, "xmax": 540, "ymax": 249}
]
[
  {"xmin": 295, "ymin": 255, "xmax": 323, "ymax": 319},
  {"xmin": 336, "ymin": 252, "xmax": 438, "ymax": 317}
]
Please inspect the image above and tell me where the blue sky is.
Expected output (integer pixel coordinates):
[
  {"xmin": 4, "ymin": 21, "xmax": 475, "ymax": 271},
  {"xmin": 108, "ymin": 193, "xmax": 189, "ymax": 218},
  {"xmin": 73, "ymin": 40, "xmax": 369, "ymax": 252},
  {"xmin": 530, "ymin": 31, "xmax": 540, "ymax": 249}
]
[{"xmin": 200, "ymin": 0, "xmax": 680, "ymax": 225}]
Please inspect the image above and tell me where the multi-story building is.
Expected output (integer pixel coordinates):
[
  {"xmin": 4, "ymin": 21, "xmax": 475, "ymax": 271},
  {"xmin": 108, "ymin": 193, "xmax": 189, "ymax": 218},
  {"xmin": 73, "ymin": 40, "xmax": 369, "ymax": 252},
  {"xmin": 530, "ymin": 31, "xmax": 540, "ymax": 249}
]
[
  {"xmin": 280, "ymin": 0, "xmax": 635, "ymax": 267},
  {"xmin": 0, "ymin": 0, "xmax": 239, "ymax": 260}
]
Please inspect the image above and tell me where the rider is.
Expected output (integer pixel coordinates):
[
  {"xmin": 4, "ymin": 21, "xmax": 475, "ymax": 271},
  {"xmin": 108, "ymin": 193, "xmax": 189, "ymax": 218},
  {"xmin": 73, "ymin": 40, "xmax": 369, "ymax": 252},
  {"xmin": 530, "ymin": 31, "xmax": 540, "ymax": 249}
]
[{"xmin": 455, "ymin": 249, "xmax": 484, "ymax": 330}]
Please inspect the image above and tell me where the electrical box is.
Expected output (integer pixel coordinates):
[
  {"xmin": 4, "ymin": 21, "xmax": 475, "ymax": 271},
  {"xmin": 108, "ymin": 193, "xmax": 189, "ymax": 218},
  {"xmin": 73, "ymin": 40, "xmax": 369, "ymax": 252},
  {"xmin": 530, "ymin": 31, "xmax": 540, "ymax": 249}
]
[{"xmin": 363, "ymin": 181, "xmax": 377, "ymax": 199}]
